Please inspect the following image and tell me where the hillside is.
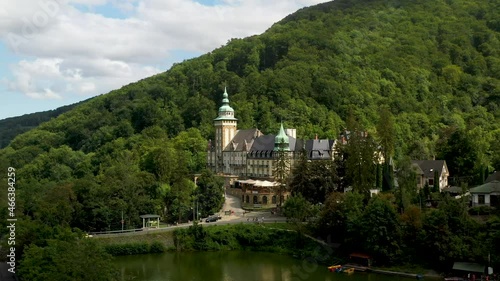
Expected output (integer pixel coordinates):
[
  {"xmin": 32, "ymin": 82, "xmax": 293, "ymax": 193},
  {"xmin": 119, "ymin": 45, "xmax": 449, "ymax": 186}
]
[
  {"xmin": 0, "ymin": 99, "xmax": 90, "ymax": 148},
  {"xmin": 1, "ymin": 0, "xmax": 500, "ymax": 273}
]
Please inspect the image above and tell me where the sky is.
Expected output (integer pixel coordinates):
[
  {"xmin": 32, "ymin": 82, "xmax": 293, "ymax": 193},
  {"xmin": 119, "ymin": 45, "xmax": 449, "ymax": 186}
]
[{"xmin": 0, "ymin": 0, "xmax": 328, "ymax": 120}]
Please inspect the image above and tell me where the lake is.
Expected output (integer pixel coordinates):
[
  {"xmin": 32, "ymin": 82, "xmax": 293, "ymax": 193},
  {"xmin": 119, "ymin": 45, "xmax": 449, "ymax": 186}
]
[{"xmin": 113, "ymin": 251, "xmax": 420, "ymax": 281}]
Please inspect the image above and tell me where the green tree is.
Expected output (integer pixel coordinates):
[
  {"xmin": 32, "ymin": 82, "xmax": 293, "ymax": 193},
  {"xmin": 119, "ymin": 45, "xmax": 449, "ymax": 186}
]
[
  {"xmin": 433, "ymin": 169, "xmax": 440, "ymax": 193},
  {"xmin": 283, "ymin": 194, "xmax": 315, "ymax": 234},
  {"xmin": 168, "ymin": 178, "xmax": 196, "ymax": 223},
  {"xmin": 395, "ymin": 158, "xmax": 418, "ymax": 213},
  {"xmin": 173, "ymin": 128, "xmax": 208, "ymax": 173},
  {"xmin": 344, "ymin": 111, "xmax": 377, "ymax": 196},
  {"xmin": 18, "ymin": 238, "xmax": 118, "ymax": 281},
  {"xmin": 195, "ymin": 169, "xmax": 224, "ymax": 218},
  {"xmin": 437, "ymin": 129, "xmax": 478, "ymax": 185},
  {"xmin": 358, "ymin": 195, "xmax": 402, "ymax": 265},
  {"xmin": 399, "ymin": 205, "xmax": 423, "ymax": 262},
  {"xmin": 377, "ymin": 106, "xmax": 395, "ymax": 191},
  {"xmin": 289, "ymin": 149, "xmax": 338, "ymax": 204},
  {"xmin": 318, "ymin": 191, "xmax": 364, "ymax": 243}
]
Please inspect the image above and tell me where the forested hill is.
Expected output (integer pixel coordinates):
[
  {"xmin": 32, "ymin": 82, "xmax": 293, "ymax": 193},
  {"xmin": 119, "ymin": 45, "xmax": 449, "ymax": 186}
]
[
  {"xmin": 0, "ymin": 99, "xmax": 89, "ymax": 148},
  {"xmin": 0, "ymin": 0, "xmax": 499, "ymax": 232}
]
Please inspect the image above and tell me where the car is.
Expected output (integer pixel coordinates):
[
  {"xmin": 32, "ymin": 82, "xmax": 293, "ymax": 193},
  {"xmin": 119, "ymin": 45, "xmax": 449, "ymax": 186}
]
[{"xmin": 205, "ymin": 216, "xmax": 218, "ymax": 223}]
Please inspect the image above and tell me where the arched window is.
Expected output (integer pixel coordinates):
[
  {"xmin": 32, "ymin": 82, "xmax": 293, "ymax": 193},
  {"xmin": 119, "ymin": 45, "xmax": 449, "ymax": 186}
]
[
  {"xmin": 245, "ymin": 195, "xmax": 249, "ymax": 203},
  {"xmin": 253, "ymin": 196, "xmax": 258, "ymax": 204},
  {"xmin": 272, "ymin": 196, "xmax": 277, "ymax": 204},
  {"xmin": 263, "ymin": 196, "xmax": 268, "ymax": 204}
]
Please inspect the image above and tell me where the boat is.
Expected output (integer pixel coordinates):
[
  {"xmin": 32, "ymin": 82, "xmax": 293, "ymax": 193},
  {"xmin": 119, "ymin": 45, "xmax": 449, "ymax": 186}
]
[
  {"xmin": 344, "ymin": 268, "xmax": 355, "ymax": 274},
  {"xmin": 328, "ymin": 265, "xmax": 342, "ymax": 272}
]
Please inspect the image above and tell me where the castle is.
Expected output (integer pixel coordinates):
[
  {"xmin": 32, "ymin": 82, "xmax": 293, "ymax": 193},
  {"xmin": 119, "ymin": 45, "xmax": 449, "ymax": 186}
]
[
  {"xmin": 206, "ymin": 87, "xmax": 338, "ymax": 180},
  {"xmin": 206, "ymin": 88, "xmax": 339, "ymax": 207}
]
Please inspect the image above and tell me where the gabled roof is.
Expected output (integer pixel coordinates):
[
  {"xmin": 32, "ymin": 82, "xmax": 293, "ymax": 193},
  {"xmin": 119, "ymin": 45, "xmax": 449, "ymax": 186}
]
[
  {"xmin": 485, "ymin": 171, "xmax": 500, "ymax": 183},
  {"xmin": 411, "ymin": 160, "xmax": 447, "ymax": 178},
  {"xmin": 443, "ymin": 186, "xmax": 464, "ymax": 194},
  {"xmin": 305, "ymin": 139, "xmax": 335, "ymax": 160},
  {"xmin": 411, "ymin": 162, "xmax": 424, "ymax": 175},
  {"xmin": 248, "ymin": 133, "xmax": 301, "ymax": 158},
  {"xmin": 223, "ymin": 129, "xmax": 261, "ymax": 152},
  {"xmin": 470, "ymin": 180, "xmax": 500, "ymax": 194}
]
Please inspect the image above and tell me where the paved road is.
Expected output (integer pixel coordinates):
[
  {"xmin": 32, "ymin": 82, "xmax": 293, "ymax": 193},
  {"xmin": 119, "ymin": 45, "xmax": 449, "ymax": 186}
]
[{"xmin": 92, "ymin": 193, "xmax": 286, "ymax": 237}]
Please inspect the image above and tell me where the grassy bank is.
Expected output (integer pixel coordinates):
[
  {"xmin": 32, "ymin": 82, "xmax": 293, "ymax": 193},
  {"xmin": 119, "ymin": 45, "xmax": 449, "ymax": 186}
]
[
  {"xmin": 173, "ymin": 223, "xmax": 339, "ymax": 264},
  {"xmin": 95, "ymin": 223, "xmax": 338, "ymax": 264},
  {"xmin": 95, "ymin": 231, "xmax": 176, "ymax": 255}
]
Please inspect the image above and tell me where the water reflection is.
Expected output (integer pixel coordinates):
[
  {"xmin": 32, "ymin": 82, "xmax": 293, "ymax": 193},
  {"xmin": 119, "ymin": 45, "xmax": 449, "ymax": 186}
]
[{"xmin": 113, "ymin": 251, "xmax": 417, "ymax": 281}]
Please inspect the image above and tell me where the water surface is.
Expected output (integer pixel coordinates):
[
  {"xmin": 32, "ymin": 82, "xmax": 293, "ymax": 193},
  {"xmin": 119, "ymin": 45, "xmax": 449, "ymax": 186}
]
[{"xmin": 113, "ymin": 251, "xmax": 421, "ymax": 281}]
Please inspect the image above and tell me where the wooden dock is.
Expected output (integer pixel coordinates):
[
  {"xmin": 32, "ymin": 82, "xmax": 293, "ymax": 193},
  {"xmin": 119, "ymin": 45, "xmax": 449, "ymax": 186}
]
[
  {"xmin": 343, "ymin": 264, "xmax": 427, "ymax": 279},
  {"xmin": 343, "ymin": 264, "xmax": 369, "ymax": 272}
]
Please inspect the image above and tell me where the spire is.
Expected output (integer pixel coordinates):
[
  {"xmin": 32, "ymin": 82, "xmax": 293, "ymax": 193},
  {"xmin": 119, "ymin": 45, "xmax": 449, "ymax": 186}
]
[
  {"xmin": 214, "ymin": 86, "xmax": 236, "ymax": 121},
  {"xmin": 274, "ymin": 122, "xmax": 290, "ymax": 151},
  {"xmin": 222, "ymin": 86, "xmax": 229, "ymax": 103}
]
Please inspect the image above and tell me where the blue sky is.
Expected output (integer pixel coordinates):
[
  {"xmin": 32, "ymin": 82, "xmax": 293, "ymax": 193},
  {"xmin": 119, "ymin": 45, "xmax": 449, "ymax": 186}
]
[{"xmin": 0, "ymin": 0, "xmax": 327, "ymax": 120}]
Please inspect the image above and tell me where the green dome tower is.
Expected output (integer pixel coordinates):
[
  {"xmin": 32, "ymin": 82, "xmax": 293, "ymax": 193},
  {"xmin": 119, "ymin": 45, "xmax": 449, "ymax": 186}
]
[{"xmin": 274, "ymin": 123, "xmax": 290, "ymax": 151}]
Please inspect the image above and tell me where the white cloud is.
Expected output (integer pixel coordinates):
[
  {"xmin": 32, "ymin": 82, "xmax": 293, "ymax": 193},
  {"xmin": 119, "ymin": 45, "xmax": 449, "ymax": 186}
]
[
  {"xmin": 26, "ymin": 88, "xmax": 63, "ymax": 99},
  {"xmin": 1, "ymin": 0, "xmax": 328, "ymax": 104}
]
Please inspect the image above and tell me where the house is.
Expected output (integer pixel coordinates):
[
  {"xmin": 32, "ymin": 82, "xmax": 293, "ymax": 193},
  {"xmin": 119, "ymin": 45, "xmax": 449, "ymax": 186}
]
[
  {"xmin": 469, "ymin": 180, "xmax": 500, "ymax": 207},
  {"xmin": 442, "ymin": 186, "xmax": 466, "ymax": 198},
  {"xmin": 411, "ymin": 160, "xmax": 450, "ymax": 192}
]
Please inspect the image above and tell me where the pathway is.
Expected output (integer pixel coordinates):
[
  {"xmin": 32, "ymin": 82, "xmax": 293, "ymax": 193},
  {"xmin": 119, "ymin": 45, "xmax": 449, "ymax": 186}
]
[{"xmin": 92, "ymin": 192, "xmax": 286, "ymax": 237}]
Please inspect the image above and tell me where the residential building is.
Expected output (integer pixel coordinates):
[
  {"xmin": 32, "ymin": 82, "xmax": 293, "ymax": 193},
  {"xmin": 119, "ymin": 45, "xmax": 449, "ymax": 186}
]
[
  {"xmin": 470, "ymin": 180, "xmax": 500, "ymax": 207},
  {"xmin": 411, "ymin": 160, "xmax": 450, "ymax": 191}
]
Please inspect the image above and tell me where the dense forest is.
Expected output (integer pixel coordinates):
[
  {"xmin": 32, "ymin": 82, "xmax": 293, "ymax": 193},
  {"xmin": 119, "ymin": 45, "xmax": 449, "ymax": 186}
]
[
  {"xmin": 1, "ymin": 0, "xmax": 500, "ymax": 278},
  {"xmin": 0, "ymin": 100, "xmax": 87, "ymax": 148}
]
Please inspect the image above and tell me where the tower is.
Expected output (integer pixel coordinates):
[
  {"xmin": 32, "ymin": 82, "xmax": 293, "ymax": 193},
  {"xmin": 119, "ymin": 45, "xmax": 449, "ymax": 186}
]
[
  {"xmin": 274, "ymin": 123, "xmax": 290, "ymax": 151},
  {"xmin": 214, "ymin": 87, "xmax": 237, "ymax": 172}
]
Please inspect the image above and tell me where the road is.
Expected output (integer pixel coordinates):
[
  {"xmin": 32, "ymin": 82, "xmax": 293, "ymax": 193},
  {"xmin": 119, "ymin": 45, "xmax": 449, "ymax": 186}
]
[{"xmin": 92, "ymin": 192, "xmax": 286, "ymax": 237}]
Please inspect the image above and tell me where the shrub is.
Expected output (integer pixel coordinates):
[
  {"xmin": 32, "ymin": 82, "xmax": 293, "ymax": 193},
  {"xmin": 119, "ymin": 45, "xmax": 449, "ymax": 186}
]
[
  {"xmin": 149, "ymin": 241, "xmax": 165, "ymax": 253},
  {"xmin": 469, "ymin": 205, "xmax": 494, "ymax": 215},
  {"xmin": 104, "ymin": 242, "xmax": 150, "ymax": 256}
]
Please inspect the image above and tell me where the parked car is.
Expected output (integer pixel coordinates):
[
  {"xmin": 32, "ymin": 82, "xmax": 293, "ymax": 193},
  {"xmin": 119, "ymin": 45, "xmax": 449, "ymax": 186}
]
[{"xmin": 205, "ymin": 216, "xmax": 218, "ymax": 223}]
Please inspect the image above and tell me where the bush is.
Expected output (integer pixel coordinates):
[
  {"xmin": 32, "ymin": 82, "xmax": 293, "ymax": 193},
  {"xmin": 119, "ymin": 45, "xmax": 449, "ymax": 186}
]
[
  {"xmin": 149, "ymin": 241, "xmax": 165, "ymax": 253},
  {"xmin": 469, "ymin": 205, "xmax": 494, "ymax": 215},
  {"xmin": 104, "ymin": 242, "xmax": 150, "ymax": 256}
]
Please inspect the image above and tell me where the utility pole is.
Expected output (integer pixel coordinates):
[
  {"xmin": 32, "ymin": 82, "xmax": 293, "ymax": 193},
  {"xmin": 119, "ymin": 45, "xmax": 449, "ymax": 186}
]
[{"xmin": 121, "ymin": 210, "xmax": 124, "ymax": 231}]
